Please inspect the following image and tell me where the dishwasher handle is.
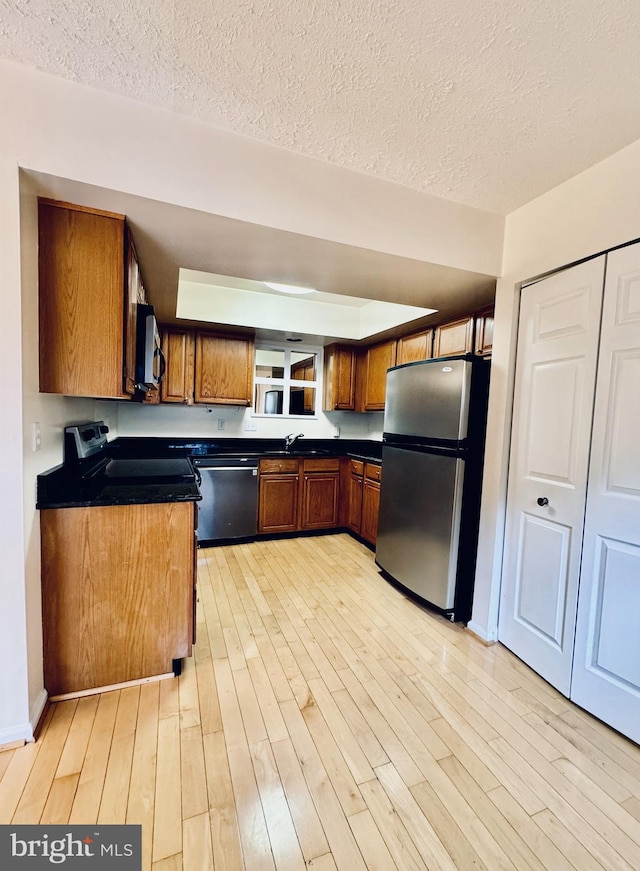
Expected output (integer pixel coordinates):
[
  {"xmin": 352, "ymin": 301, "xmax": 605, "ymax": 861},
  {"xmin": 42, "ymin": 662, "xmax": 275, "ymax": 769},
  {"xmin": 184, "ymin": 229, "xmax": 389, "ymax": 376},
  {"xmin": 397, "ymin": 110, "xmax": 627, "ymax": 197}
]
[{"xmin": 198, "ymin": 465, "xmax": 258, "ymax": 474}]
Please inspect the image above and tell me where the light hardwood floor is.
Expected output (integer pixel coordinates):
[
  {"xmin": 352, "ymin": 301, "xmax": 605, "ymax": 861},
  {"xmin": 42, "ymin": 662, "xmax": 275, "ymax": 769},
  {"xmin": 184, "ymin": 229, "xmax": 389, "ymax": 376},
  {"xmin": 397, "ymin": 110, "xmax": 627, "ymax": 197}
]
[{"xmin": 2, "ymin": 534, "xmax": 640, "ymax": 870}]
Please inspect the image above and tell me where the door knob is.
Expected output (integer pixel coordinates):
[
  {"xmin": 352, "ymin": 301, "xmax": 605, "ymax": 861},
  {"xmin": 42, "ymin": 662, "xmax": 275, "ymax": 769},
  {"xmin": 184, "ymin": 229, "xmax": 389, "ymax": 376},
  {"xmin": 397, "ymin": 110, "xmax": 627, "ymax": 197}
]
[{"xmin": 537, "ymin": 497, "xmax": 549, "ymax": 506}]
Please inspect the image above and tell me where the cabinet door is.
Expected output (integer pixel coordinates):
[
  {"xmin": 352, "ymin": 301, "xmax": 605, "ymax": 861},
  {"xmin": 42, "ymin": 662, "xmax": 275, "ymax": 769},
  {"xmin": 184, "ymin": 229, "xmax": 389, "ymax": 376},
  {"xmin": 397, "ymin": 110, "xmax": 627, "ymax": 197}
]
[
  {"xmin": 300, "ymin": 473, "xmax": 340, "ymax": 530},
  {"xmin": 361, "ymin": 480, "xmax": 381, "ymax": 545},
  {"xmin": 258, "ymin": 474, "xmax": 299, "ymax": 532},
  {"xmin": 396, "ymin": 329, "xmax": 433, "ymax": 366},
  {"xmin": 39, "ymin": 199, "xmax": 129, "ymax": 399},
  {"xmin": 474, "ymin": 308, "xmax": 494, "ymax": 357},
  {"xmin": 433, "ymin": 317, "xmax": 475, "ymax": 357},
  {"xmin": 161, "ymin": 328, "xmax": 195, "ymax": 404},
  {"xmin": 324, "ymin": 345, "xmax": 356, "ymax": 410},
  {"xmin": 194, "ymin": 332, "xmax": 254, "ymax": 405},
  {"xmin": 347, "ymin": 473, "xmax": 364, "ymax": 533},
  {"xmin": 363, "ymin": 340, "xmax": 396, "ymax": 410},
  {"xmin": 41, "ymin": 502, "xmax": 194, "ymax": 696}
]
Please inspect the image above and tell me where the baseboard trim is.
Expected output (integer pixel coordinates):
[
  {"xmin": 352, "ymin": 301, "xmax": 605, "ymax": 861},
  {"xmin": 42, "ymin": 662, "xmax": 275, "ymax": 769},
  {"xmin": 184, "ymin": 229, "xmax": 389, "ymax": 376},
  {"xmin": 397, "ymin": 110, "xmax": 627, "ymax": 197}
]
[
  {"xmin": 0, "ymin": 738, "xmax": 25, "ymax": 753},
  {"xmin": 49, "ymin": 671, "xmax": 174, "ymax": 702},
  {"xmin": 0, "ymin": 688, "xmax": 51, "ymax": 746},
  {"xmin": 30, "ymin": 688, "xmax": 49, "ymax": 741},
  {"xmin": 465, "ymin": 621, "xmax": 497, "ymax": 645}
]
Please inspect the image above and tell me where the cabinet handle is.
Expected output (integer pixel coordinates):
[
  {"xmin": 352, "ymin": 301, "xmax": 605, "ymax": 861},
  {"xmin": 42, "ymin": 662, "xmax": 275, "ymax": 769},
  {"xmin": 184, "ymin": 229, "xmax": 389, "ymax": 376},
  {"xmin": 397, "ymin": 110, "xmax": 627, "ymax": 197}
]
[{"xmin": 537, "ymin": 497, "xmax": 549, "ymax": 506}]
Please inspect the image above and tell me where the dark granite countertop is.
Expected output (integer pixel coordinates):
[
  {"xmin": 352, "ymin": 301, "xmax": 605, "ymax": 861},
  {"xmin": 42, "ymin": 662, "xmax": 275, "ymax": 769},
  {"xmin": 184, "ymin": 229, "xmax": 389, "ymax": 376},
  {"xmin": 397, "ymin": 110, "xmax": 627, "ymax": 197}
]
[
  {"xmin": 110, "ymin": 437, "xmax": 383, "ymax": 463},
  {"xmin": 36, "ymin": 463, "xmax": 201, "ymax": 510},
  {"xmin": 36, "ymin": 438, "xmax": 383, "ymax": 510}
]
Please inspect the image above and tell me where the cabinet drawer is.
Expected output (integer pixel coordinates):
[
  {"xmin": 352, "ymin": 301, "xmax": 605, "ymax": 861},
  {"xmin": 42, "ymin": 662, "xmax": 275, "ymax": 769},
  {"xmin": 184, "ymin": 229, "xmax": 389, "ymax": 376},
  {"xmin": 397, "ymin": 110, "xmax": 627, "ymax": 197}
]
[
  {"xmin": 350, "ymin": 459, "xmax": 364, "ymax": 477},
  {"xmin": 260, "ymin": 458, "xmax": 299, "ymax": 474},
  {"xmin": 365, "ymin": 462, "xmax": 381, "ymax": 482},
  {"xmin": 302, "ymin": 457, "xmax": 340, "ymax": 473}
]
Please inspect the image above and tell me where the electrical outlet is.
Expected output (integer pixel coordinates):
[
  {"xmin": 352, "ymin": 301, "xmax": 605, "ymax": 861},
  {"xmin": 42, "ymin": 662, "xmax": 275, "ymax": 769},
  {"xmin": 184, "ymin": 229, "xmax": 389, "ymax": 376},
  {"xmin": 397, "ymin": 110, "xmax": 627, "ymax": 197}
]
[
  {"xmin": 217, "ymin": 419, "xmax": 225, "ymax": 431},
  {"xmin": 244, "ymin": 418, "xmax": 258, "ymax": 432},
  {"xmin": 32, "ymin": 421, "xmax": 41, "ymax": 452}
]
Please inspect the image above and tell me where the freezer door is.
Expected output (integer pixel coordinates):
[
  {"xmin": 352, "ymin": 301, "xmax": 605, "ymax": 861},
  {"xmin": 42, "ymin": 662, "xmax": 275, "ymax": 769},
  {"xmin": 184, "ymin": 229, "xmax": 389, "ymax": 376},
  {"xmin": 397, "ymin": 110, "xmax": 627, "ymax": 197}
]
[
  {"xmin": 376, "ymin": 446, "xmax": 465, "ymax": 610},
  {"xmin": 384, "ymin": 358, "xmax": 472, "ymax": 441}
]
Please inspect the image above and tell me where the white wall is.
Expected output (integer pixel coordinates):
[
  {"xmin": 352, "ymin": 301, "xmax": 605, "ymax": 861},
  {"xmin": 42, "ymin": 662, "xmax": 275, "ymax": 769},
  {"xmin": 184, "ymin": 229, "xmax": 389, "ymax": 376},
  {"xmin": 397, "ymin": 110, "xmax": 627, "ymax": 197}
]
[
  {"xmin": 0, "ymin": 58, "xmax": 503, "ymax": 741},
  {"xmin": 469, "ymin": 137, "xmax": 640, "ymax": 642},
  {"xmin": 117, "ymin": 401, "xmax": 379, "ymax": 442},
  {"xmin": 0, "ymin": 158, "xmax": 31, "ymax": 744}
]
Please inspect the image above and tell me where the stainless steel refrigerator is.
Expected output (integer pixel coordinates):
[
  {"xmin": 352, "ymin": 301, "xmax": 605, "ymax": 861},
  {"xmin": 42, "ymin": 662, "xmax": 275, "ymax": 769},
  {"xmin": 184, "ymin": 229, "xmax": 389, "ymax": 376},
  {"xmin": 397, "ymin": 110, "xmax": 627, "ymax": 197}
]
[{"xmin": 376, "ymin": 355, "xmax": 490, "ymax": 622}]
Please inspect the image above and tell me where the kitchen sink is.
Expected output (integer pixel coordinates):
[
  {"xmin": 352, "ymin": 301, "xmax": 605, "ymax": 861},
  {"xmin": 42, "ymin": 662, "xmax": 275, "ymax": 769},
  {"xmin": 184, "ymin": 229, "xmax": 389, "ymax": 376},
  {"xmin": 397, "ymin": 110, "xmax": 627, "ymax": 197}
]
[{"xmin": 265, "ymin": 450, "xmax": 330, "ymax": 456}]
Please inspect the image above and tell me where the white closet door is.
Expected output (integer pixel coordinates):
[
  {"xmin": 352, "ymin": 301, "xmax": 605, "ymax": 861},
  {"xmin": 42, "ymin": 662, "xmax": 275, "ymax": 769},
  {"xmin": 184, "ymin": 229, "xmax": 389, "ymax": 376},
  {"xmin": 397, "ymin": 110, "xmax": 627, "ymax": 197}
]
[
  {"xmin": 498, "ymin": 257, "xmax": 605, "ymax": 695},
  {"xmin": 571, "ymin": 243, "xmax": 640, "ymax": 742}
]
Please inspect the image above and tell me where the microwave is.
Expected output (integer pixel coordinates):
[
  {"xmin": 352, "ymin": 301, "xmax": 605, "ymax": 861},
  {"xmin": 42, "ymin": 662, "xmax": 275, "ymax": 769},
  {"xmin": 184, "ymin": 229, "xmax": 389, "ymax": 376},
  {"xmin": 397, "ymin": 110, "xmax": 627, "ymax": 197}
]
[{"xmin": 135, "ymin": 303, "xmax": 165, "ymax": 392}]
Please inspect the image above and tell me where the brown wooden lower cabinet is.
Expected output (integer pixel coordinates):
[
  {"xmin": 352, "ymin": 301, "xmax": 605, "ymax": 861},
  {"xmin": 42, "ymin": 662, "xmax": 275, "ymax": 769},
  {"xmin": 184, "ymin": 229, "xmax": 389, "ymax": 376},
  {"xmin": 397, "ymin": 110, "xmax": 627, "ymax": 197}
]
[
  {"xmin": 343, "ymin": 459, "xmax": 381, "ymax": 545},
  {"xmin": 300, "ymin": 458, "xmax": 340, "ymax": 530},
  {"xmin": 41, "ymin": 501, "xmax": 196, "ymax": 697},
  {"xmin": 259, "ymin": 457, "xmax": 340, "ymax": 533},
  {"xmin": 346, "ymin": 459, "xmax": 364, "ymax": 535},
  {"xmin": 361, "ymin": 477, "xmax": 381, "ymax": 544},
  {"xmin": 347, "ymin": 475, "xmax": 363, "ymax": 531},
  {"xmin": 258, "ymin": 471, "xmax": 299, "ymax": 532}
]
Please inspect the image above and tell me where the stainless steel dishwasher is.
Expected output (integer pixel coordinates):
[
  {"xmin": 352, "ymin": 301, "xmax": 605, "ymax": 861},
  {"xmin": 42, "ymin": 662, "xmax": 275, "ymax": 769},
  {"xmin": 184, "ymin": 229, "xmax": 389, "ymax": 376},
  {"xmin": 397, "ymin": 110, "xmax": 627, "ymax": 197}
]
[{"xmin": 193, "ymin": 456, "xmax": 259, "ymax": 543}]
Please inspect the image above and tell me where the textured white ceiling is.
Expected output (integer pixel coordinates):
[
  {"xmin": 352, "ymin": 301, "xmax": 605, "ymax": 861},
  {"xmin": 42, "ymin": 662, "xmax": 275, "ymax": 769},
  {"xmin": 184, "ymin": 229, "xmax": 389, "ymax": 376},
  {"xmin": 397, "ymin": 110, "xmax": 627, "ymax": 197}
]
[{"xmin": 2, "ymin": 1, "xmax": 640, "ymax": 214}]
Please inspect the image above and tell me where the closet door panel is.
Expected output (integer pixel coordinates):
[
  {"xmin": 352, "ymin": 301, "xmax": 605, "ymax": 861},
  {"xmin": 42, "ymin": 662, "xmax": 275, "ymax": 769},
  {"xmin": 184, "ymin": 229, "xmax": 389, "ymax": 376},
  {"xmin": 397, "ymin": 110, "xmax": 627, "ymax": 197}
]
[
  {"xmin": 571, "ymin": 243, "xmax": 640, "ymax": 743},
  {"xmin": 498, "ymin": 257, "xmax": 605, "ymax": 695}
]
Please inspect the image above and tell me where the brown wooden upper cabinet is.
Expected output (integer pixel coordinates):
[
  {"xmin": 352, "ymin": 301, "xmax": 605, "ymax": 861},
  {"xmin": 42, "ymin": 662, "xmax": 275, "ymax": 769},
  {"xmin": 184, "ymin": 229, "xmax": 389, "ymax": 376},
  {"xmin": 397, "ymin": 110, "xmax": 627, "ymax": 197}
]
[
  {"xmin": 361, "ymin": 339, "xmax": 397, "ymax": 410},
  {"xmin": 195, "ymin": 332, "xmax": 254, "ymax": 405},
  {"xmin": 395, "ymin": 328, "xmax": 433, "ymax": 366},
  {"xmin": 158, "ymin": 327, "xmax": 254, "ymax": 406},
  {"xmin": 38, "ymin": 198, "xmax": 145, "ymax": 399},
  {"xmin": 433, "ymin": 316, "xmax": 475, "ymax": 357},
  {"xmin": 160, "ymin": 328, "xmax": 195, "ymax": 404},
  {"xmin": 474, "ymin": 307, "xmax": 494, "ymax": 357},
  {"xmin": 323, "ymin": 344, "xmax": 356, "ymax": 411}
]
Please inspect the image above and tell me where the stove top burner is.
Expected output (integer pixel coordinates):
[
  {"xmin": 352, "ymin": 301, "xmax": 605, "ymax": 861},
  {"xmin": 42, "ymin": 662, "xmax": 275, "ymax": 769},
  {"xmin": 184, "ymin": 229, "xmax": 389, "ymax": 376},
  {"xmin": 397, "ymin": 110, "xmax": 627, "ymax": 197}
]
[{"xmin": 103, "ymin": 458, "xmax": 196, "ymax": 485}]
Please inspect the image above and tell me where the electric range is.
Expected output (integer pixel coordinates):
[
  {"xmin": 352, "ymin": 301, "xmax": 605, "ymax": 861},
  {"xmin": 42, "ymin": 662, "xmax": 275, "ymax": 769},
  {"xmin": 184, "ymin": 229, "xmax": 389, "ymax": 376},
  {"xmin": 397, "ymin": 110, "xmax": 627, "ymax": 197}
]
[{"xmin": 36, "ymin": 421, "xmax": 201, "ymax": 509}]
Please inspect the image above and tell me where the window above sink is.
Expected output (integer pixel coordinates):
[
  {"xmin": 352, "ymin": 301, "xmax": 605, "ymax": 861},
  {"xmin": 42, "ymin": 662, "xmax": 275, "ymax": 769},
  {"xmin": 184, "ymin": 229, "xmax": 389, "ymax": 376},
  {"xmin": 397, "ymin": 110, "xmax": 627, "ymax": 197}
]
[{"xmin": 253, "ymin": 344, "xmax": 322, "ymax": 418}]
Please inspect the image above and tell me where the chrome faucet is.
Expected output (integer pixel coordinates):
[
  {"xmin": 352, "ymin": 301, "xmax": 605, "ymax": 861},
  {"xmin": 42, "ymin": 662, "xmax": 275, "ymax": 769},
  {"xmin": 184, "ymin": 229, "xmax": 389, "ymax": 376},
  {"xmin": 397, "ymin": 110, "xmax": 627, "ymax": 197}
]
[{"xmin": 284, "ymin": 432, "xmax": 304, "ymax": 451}]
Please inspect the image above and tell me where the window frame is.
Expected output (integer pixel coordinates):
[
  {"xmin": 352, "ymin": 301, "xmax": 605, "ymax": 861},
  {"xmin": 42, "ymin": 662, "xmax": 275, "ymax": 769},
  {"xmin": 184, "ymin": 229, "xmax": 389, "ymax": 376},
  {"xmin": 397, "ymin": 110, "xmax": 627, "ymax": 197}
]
[{"xmin": 252, "ymin": 342, "xmax": 323, "ymax": 419}]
